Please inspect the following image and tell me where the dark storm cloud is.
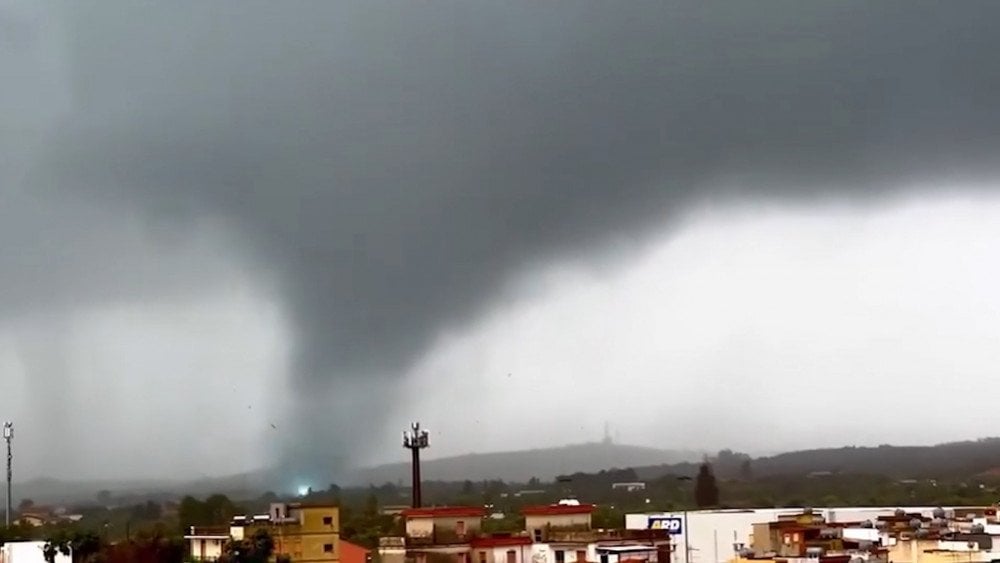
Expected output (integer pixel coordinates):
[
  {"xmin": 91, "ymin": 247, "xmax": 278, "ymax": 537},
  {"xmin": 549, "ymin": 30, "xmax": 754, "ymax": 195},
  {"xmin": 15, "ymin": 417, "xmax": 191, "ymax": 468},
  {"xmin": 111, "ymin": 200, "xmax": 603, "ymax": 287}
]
[{"xmin": 15, "ymin": 1, "xmax": 1000, "ymax": 478}]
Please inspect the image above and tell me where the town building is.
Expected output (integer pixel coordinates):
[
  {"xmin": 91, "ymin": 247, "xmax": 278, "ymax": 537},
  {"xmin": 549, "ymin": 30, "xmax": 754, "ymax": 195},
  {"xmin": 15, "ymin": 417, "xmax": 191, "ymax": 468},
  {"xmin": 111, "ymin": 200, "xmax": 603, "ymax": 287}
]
[
  {"xmin": 14, "ymin": 506, "xmax": 83, "ymax": 527},
  {"xmin": 524, "ymin": 501, "xmax": 670, "ymax": 563},
  {"xmin": 657, "ymin": 506, "xmax": 1000, "ymax": 563},
  {"xmin": 400, "ymin": 505, "xmax": 486, "ymax": 562},
  {"xmin": 184, "ymin": 526, "xmax": 230, "ymax": 561},
  {"xmin": 471, "ymin": 535, "xmax": 533, "ymax": 563},
  {"xmin": 624, "ymin": 507, "xmax": 977, "ymax": 563},
  {"xmin": 186, "ymin": 502, "xmax": 339, "ymax": 563},
  {"xmin": 380, "ymin": 502, "xmax": 669, "ymax": 563},
  {"xmin": 611, "ymin": 483, "xmax": 647, "ymax": 493}
]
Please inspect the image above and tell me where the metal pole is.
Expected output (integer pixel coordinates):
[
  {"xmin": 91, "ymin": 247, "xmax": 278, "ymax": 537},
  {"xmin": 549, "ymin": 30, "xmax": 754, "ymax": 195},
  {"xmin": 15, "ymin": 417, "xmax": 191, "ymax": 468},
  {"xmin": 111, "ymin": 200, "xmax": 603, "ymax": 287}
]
[
  {"xmin": 4, "ymin": 422, "xmax": 12, "ymax": 529},
  {"xmin": 683, "ymin": 510, "xmax": 690, "ymax": 563},
  {"xmin": 411, "ymin": 444, "xmax": 422, "ymax": 508},
  {"xmin": 403, "ymin": 422, "xmax": 429, "ymax": 509}
]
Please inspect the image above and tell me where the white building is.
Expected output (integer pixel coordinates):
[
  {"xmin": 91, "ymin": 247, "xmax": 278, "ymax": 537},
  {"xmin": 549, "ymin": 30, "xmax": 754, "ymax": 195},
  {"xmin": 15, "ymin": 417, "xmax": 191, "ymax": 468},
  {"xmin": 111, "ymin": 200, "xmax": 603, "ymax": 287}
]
[
  {"xmin": 626, "ymin": 507, "xmax": 952, "ymax": 563},
  {"xmin": 0, "ymin": 541, "xmax": 71, "ymax": 563},
  {"xmin": 184, "ymin": 526, "xmax": 231, "ymax": 561}
]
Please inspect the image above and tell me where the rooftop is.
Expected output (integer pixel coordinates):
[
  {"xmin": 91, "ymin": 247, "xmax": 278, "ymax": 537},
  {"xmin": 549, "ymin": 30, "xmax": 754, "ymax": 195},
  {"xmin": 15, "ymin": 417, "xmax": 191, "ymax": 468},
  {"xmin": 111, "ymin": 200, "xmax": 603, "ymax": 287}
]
[
  {"xmin": 185, "ymin": 526, "xmax": 231, "ymax": 539},
  {"xmin": 471, "ymin": 535, "xmax": 533, "ymax": 548},
  {"xmin": 402, "ymin": 506, "xmax": 486, "ymax": 518},
  {"xmin": 522, "ymin": 504, "xmax": 596, "ymax": 516}
]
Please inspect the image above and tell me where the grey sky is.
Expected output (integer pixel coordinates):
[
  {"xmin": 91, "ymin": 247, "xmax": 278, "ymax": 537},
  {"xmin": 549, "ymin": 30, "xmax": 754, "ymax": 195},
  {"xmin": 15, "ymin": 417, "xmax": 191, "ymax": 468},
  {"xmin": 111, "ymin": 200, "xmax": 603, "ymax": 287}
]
[{"xmin": 3, "ymin": 1, "xmax": 1000, "ymax": 484}]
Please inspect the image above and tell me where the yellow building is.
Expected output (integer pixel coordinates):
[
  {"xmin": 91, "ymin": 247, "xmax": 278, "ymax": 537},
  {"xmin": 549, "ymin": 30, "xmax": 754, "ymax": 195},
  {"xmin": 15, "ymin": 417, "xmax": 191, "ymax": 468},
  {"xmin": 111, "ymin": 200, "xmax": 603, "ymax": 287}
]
[{"xmin": 240, "ymin": 502, "xmax": 340, "ymax": 563}]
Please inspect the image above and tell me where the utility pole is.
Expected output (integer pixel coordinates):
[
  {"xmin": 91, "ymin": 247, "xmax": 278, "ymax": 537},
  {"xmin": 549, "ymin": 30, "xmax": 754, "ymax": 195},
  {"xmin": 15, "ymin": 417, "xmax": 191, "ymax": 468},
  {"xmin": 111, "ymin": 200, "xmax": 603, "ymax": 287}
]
[
  {"xmin": 402, "ymin": 422, "xmax": 429, "ymax": 508},
  {"xmin": 4, "ymin": 422, "xmax": 13, "ymax": 528},
  {"xmin": 677, "ymin": 475, "xmax": 693, "ymax": 563}
]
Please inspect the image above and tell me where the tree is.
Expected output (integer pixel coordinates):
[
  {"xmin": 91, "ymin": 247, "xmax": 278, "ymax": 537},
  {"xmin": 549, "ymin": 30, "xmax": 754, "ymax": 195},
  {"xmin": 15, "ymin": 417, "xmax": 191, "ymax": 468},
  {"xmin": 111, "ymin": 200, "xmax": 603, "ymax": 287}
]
[
  {"xmin": 220, "ymin": 528, "xmax": 275, "ymax": 563},
  {"xmin": 18, "ymin": 498, "xmax": 34, "ymax": 511},
  {"xmin": 694, "ymin": 463, "xmax": 719, "ymax": 508},
  {"xmin": 43, "ymin": 531, "xmax": 103, "ymax": 563},
  {"xmin": 740, "ymin": 460, "xmax": 753, "ymax": 481},
  {"xmin": 97, "ymin": 490, "xmax": 113, "ymax": 506},
  {"xmin": 180, "ymin": 494, "xmax": 242, "ymax": 532}
]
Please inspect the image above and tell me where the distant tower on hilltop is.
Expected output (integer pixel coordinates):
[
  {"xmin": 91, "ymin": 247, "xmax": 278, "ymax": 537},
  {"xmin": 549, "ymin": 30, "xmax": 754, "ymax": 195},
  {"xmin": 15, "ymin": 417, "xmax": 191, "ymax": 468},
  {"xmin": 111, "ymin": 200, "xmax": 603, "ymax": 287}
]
[{"xmin": 603, "ymin": 421, "xmax": 612, "ymax": 445}]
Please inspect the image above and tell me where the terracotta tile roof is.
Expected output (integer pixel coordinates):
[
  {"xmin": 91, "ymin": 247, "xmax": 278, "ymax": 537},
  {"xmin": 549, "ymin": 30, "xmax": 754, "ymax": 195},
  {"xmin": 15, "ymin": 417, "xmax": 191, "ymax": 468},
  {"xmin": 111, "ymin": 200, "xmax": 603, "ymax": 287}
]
[
  {"xmin": 341, "ymin": 539, "xmax": 370, "ymax": 563},
  {"xmin": 402, "ymin": 506, "xmax": 486, "ymax": 518}
]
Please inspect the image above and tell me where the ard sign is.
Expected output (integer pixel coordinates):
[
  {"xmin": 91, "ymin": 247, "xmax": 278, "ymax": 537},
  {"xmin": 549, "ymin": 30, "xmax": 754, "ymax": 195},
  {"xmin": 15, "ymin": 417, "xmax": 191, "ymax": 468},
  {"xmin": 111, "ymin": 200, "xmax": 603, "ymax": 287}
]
[{"xmin": 647, "ymin": 516, "xmax": 683, "ymax": 534}]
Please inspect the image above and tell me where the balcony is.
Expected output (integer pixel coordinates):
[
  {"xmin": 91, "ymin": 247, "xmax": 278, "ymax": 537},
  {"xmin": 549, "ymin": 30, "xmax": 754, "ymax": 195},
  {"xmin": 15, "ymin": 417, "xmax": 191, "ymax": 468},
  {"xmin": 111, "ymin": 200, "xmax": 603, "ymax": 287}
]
[
  {"xmin": 407, "ymin": 527, "xmax": 480, "ymax": 546},
  {"xmin": 547, "ymin": 528, "xmax": 672, "ymax": 543}
]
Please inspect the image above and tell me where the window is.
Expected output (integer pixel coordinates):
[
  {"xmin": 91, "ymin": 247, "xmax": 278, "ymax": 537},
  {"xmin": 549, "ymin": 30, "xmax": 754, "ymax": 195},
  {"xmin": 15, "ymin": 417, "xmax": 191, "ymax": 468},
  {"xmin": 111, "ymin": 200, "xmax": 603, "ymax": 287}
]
[
  {"xmin": 600, "ymin": 555, "xmax": 608, "ymax": 563},
  {"xmin": 533, "ymin": 529, "xmax": 542, "ymax": 542},
  {"xmin": 507, "ymin": 550, "xmax": 517, "ymax": 563},
  {"xmin": 556, "ymin": 551, "xmax": 565, "ymax": 563},
  {"xmin": 323, "ymin": 516, "xmax": 334, "ymax": 525},
  {"xmin": 324, "ymin": 544, "xmax": 334, "ymax": 553},
  {"xmin": 456, "ymin": 520, "xmax": 466, "ymax": 536},
  {"xmin": 479, "ymin": 551, "xmax": 487, "ymax": 563}
]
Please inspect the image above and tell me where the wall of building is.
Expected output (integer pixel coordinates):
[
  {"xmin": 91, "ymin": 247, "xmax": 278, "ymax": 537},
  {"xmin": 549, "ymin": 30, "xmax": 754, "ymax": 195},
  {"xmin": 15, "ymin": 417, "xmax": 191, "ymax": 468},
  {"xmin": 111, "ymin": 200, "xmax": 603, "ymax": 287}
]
[
  {"xmin": 529, "ymin": 542, "xmax": 598, "ymax": 563},
  {"xmin": 526, "ymin": 514, "xmax": 592, "ymax": 532},
  {"xmin": 408, "ymin": 517, "xmax": 436, "ymax": 538},
  {"xmin": 473, "ymin": 544, "xmax": 532, "ymax": 563},
  {"xmin": 188, "ymin": 537, "xmax": 225, "ymax": 560},
  {"xmin": 408, "ymin": 515, "xmax": 483, "ymax": 540}
]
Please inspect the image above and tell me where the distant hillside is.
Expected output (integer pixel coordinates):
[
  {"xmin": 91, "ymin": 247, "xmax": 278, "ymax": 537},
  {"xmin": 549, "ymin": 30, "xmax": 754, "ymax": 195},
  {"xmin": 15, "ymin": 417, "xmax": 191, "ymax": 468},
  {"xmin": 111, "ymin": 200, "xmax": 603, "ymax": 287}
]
[
  {"xmin": 12, "ymin": 472, "xmax": 271, "ymax": 506},
  {"xmin": 26, "ymin": 438, "xmax": 1000, "ymax": 506},
  {"xmin": 748, "ymin": 438, "xmax": 1000, "ymax": 479},
  {"xmin": 350, "ymin": 442, "xmax": 703, "ymax": 485},
  {"xmin": 632, "ymin": 438, "xmax": 1000, "ymax": 481}
]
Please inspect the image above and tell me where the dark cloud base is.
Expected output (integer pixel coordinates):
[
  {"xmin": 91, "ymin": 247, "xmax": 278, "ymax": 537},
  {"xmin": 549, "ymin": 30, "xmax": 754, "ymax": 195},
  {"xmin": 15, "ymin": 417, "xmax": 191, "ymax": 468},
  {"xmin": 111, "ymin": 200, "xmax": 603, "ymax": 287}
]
[{"xmin": 14, "ymin": 1, "xmax": 1000, "ymax": 482}]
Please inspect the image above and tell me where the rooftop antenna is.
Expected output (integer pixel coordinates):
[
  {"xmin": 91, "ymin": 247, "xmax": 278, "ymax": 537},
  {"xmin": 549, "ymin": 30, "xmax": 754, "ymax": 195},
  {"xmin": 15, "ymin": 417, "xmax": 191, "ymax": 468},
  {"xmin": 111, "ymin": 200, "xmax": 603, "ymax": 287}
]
[
  {"xmin": 4, "ymin": 422, "xmax": 12, "ymax": 528},
  {"xmin": 402, "ymin": 422, "xmax": 429, "ymax": 508}
]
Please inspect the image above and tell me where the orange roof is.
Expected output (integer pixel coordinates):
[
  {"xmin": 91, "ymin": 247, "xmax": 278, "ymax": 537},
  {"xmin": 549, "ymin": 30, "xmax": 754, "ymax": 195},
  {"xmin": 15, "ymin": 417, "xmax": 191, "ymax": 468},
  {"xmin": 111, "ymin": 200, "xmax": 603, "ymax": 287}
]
[
  {"xmin": 522, "ymin": 504, "xmax": 595, "ymax": 516},
  {"xmin": 341, "ymin": 540, "xmax": 370, "ymax": 563},
  {"xmin": 402, "ymin": 506, "xmax": 486, "ymax": 518}
]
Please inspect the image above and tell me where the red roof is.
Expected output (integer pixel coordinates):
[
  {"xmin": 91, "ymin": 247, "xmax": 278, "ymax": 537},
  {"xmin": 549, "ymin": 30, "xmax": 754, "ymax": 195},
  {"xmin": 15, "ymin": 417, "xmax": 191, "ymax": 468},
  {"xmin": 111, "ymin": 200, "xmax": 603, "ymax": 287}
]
[
  {"xmin": 341, "ymin": 539, "xmax": 370, "ymax": 563},
  {"xmin": 521, "ymin": 504, "xmax": 595, "ymax": 516},
  {"xmin": 471, "ymin": 536, "xmax": 533, "ymax": 548},
  {"xmin": 402, "ymin": 506, "xmax": 486, "ymax": 518}
]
